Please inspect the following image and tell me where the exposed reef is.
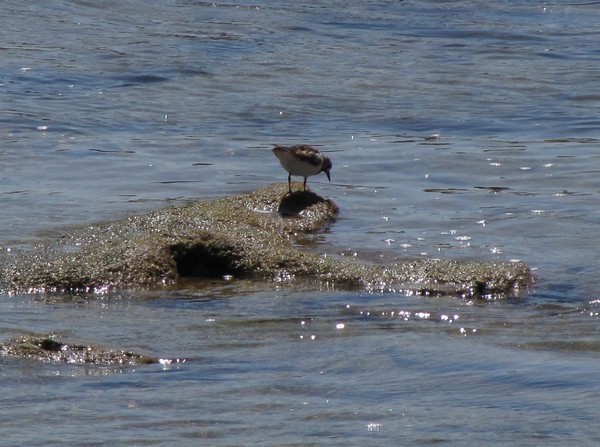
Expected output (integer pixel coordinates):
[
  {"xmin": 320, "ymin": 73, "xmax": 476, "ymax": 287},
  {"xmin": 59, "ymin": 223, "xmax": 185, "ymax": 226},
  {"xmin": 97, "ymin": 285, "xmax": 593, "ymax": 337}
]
[
  {"xmin": 0, "ymin": 183, "xmax": 533, "ymax": 298},
  {"xmin": 1, "ymin": 333, "xmax": 158, "ymax": 366}
]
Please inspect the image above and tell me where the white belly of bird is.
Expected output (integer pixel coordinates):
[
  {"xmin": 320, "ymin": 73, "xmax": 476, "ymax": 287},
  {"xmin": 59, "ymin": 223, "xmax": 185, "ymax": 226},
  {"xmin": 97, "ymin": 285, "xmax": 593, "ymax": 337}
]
[{"xmin": 279, "ymin": 155, "xmax": 322, "ymax": 177}]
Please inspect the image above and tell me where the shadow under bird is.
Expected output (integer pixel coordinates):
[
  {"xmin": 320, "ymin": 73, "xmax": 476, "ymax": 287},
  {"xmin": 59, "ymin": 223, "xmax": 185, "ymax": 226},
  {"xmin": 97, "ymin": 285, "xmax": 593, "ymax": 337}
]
[{"xmin": 272, "ymin": 144, "xmax": 332, "ymax": 193}]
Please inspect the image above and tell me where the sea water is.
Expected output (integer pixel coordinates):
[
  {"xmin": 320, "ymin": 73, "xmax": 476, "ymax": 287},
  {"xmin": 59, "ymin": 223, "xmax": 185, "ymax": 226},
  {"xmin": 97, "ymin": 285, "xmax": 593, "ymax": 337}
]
[{"xmin": 2, "ymin": 1, "xmax": 600, "ymax": 445}]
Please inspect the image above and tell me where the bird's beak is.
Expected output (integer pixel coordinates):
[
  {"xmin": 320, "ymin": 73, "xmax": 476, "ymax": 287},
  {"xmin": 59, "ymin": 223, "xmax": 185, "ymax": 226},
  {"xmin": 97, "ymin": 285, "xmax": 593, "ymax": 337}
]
[{"xmin": 325, "ymin": 170, "xmax": 331, "ymax": 182}]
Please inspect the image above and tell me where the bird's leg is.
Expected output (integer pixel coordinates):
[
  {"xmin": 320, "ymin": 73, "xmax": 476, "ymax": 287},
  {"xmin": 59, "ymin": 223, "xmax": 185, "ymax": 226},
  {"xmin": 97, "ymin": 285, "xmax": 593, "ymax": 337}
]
[
  {"xmin": 288, "ymin": 173, "xmax": 292, "ymax": 194},
  {"xmin": 303, "ymin": 177, "xmax": 307, "ymax": 191}
]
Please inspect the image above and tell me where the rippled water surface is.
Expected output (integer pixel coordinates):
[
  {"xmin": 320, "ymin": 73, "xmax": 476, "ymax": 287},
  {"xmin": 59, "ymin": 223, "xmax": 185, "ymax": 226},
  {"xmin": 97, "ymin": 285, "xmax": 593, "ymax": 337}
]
[{"xmin": 2, "ymin": 1, "xmax": 600, "ymax": 445}]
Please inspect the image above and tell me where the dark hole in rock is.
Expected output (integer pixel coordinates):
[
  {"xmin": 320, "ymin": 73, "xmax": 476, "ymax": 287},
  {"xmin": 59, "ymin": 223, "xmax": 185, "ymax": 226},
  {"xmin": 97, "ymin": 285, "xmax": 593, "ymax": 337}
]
[
  {"xmin": 171, "ymin": 242, "xmax": 241, "ymax": 278},
  {"xmin": 39, "ymin": 338, "xmax": 64, "ymax": 352}
]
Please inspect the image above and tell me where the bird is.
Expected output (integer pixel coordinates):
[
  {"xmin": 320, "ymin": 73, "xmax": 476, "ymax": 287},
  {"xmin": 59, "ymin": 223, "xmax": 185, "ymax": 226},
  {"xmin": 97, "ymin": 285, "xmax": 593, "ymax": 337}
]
[{"xmin": 272, "ymin": 144, "xmax": 332, "ymax": 193}]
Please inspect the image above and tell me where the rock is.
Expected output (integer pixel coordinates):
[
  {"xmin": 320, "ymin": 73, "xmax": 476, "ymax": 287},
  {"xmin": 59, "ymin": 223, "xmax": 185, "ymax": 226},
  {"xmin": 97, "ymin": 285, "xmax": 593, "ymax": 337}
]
[
  {"xmin": 0, "ymin": 334, "xmax": 158, "ymax": 366},
  {"xmin": 0, "ymin": 183, "xmax": 534, "ymax": 298}
]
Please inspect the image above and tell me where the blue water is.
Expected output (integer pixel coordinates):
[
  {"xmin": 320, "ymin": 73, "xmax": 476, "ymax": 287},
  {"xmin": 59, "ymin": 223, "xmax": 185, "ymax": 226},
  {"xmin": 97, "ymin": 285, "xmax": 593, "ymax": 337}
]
[{"xmin": 2, "ymin": 1, "xmax": 600, "ymax": 445}]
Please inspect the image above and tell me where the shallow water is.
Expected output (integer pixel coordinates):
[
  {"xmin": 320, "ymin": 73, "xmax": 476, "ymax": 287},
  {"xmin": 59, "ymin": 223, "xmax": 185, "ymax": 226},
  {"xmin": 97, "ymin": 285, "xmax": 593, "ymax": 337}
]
[{"xmin": 2, "ymin": 1, "xmax": 600, "ymax": 445}]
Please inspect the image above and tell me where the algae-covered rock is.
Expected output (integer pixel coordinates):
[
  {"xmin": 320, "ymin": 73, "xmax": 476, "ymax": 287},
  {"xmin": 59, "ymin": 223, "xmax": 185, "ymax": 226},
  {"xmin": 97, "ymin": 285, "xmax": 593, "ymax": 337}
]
[
  {"xmin": 0, "ymin": 183, "xmax": 534, "ymax": 298},
  {"xmin": 1, "ymin": 334, "xmax": 158, "ymax": 366}
]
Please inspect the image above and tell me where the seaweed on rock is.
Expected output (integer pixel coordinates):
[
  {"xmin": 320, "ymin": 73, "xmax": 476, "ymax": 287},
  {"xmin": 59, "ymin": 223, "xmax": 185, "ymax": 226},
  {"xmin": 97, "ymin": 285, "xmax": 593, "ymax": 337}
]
[{"xmin": 0, "ymin": 183, "xmax": 533, "ymax": 298}]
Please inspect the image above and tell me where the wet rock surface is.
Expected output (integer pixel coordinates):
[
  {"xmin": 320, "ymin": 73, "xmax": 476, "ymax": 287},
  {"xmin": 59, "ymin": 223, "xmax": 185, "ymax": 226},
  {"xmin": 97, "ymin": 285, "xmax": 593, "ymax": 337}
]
[
  {"xmin": 1, "ymin": 334, "xmax": 158, "ymax": 366},
  {"xmin": 0, "ymin": 183, "xmax": 534, "ymax": 298}
]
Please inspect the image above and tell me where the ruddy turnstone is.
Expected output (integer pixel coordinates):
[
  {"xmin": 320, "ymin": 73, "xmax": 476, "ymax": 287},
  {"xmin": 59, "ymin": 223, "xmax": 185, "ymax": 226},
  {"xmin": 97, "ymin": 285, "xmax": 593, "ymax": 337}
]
[{"xmin": 272, "ymin": 144, "xmax": 332, "ymax": 193}]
